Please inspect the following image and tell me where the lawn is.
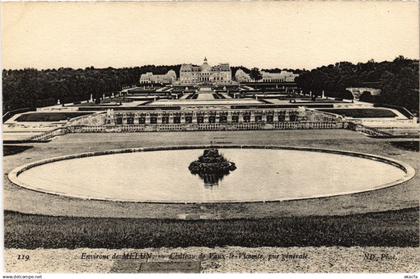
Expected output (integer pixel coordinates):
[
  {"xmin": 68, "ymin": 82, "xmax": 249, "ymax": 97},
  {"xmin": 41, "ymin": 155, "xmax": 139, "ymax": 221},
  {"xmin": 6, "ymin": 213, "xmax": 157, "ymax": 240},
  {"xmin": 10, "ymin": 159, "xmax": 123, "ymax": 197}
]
[
  {"xmin": 15, "ymin": 112, "xmax": 93, "ymax": 122},
  {"xmin": 318, "ymin": 108, "xmax": 397, "ymax": 118},
  {"xmin": 3, "ymin": 145, "xmax": 33, "ymax": 156},
  {"xmin": 4, "ymin": 207, "xmax": 419, "ymax": 249},
  {"xmin": 391, "ymin": 141, "xmax": 420, "ymax": 151}
]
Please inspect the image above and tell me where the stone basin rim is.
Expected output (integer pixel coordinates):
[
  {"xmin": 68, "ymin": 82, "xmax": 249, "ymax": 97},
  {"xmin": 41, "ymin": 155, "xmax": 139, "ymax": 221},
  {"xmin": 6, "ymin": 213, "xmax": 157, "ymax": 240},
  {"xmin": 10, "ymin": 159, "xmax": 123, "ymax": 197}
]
[{"xmin": 8, "ymin": 144, "xmax": 416, "ymax": 204}]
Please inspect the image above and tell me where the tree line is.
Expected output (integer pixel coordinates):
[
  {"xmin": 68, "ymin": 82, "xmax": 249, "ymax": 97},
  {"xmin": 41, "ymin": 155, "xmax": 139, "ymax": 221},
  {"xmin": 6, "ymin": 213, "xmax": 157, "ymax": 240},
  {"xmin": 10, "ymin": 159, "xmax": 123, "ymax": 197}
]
[
  {"xmin": 2, "ymin": 65, "xmax": 181, "ymax": 113},
  {"xmin": 3, "ymin": 56, "xmax": 419, "ymax": 114},
  {"xmin": 2, "ymin": 64, "xmax": 290, "ymax": 113},
  {"xmin": 295, "ymin": 56, "xmax": 419, "ymax": 113}
]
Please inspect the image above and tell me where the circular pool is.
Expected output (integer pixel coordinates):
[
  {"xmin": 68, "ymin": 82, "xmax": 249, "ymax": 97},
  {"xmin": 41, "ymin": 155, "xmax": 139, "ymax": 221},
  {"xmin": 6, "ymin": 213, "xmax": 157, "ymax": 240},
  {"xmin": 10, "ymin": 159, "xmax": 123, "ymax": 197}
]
[{"xmin": 9, "ymin": 146, "xmax": 414, "ymax": 203}]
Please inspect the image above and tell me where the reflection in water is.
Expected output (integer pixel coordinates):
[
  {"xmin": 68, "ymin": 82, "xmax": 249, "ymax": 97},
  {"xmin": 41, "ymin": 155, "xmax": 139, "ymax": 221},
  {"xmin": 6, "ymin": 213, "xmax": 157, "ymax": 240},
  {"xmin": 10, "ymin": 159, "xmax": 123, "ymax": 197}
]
[
  {"xmin": 198, "ymin": 173, "xmax": 225, "ymax": 187},
  {"xmin": 188, "ymin": 149, "xmax": 236, "ymax": 186}
]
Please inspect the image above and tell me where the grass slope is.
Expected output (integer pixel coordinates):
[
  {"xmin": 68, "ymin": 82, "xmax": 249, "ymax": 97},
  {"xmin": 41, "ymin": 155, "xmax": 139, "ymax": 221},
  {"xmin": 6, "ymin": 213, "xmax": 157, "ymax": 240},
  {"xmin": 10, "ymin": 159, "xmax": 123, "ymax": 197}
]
[
  {"xmin": 15, "ymin": 112, "xmax": 92, "ymax": 122},
  {"xmin": 4, "ymin": 207, "xmax": 419, "ymax": 249},
  {"xmin": 318, "ymin": 108, "xmax": 397, "ymax": 118},
  {"xmin": 3, "ymin": 145, "xmax": 33, "ymax": 156}
]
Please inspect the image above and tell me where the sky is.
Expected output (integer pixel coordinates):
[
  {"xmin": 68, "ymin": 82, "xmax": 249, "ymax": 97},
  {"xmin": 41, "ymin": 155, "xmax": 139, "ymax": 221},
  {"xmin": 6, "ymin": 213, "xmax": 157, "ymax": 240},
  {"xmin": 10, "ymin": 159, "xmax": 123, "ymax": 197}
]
[{"xmin": 2, "ymin": 1, "xmax": 419, "ymax": 70}]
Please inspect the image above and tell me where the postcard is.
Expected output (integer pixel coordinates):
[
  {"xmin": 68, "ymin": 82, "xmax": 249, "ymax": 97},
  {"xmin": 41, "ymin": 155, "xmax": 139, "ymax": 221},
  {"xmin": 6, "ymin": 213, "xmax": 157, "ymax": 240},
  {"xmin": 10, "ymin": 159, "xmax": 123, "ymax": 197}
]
[{"xmin": 2, "ymin": 1, "xmax": 419, "ymax": 275}]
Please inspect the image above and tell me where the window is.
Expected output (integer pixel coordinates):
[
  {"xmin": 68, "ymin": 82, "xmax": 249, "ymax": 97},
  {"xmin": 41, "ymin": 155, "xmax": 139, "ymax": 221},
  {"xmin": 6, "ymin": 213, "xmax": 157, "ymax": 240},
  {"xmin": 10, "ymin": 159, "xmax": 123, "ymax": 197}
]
[
  {"xmin": 232, "ymin": 115, "xmax": 239, "ymax": 123},
  {"xmin": 162, "ymin": 116, "xmax": 169, "ymax": 124},
  {"xmin": 209, "ymin": 116, "xmax": 216, "ymax": 123},
  {"xmin": 266, "ymin": 115, "xmax": 274, "ymax": 123},
  {"xmin": 219, "ymin": 116, "xmax": 227, "ymax": 123},
  {"xmin": 116, "ymin": 117, "xmax": 123, "ymax": 125},
  {"xmin": 197, "ymin": 116, "xmax": 204, "ymax": 123},
  {"xmin": 290, "ymin": 113, "xmax": 298, "ymax": 121},
  {"xmin": 173, "ymin": 117, "xmax": 181, "ymax": 124},
  {"xmin": 243, "ymin": 115, "xmax": 251, "ymax": 123},
  {"xmin": 150, "ymin": 117, "xmax": 157, "ymax": 124},
  {"xmin": 278, "ymin": 113, "xmax": 286, "ymax": 122},
  {"xmin": 185, "ymin": 116, "xmax": 193, "ymax": 123},
  {"xmin": 127, "ymin": 117, "xmax": 134, "ymax": 124},
  {"xmin": 255, "ymin": 115, "xmax": 263, "ymax": 123},
  {"xmin": 139, "ymin": 117, "xmax": 146, "ymax": 124}
]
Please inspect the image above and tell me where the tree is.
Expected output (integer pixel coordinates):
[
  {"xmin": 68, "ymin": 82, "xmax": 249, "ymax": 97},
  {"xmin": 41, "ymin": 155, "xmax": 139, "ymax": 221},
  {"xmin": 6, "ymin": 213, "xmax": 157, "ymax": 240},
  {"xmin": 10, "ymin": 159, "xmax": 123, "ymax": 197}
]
[
  {"xmin": 294, "ymin": 56, "xmax": 419, "ymax": 113},
  {"xmin": 249, "ymin": 68, "xmax": 262, "ymax": 81},
  {"xmin": 1, "ymin": 65, "xmax": 182, "ymax": 113},
  {"xmin": 359, "ymin": 91, "xmax": 373, "ymax": 102},
  {"xmin": 342, "ymin": 90, "xmax": 354, "ymax": 100}
]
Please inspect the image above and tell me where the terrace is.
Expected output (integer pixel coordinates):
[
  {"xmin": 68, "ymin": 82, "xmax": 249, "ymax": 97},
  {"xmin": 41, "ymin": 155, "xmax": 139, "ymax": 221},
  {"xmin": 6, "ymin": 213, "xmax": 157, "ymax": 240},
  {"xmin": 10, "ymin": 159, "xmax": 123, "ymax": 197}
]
[{"xmin": 148, "ymin": 98, "xmax": 262, "ymax": 106}]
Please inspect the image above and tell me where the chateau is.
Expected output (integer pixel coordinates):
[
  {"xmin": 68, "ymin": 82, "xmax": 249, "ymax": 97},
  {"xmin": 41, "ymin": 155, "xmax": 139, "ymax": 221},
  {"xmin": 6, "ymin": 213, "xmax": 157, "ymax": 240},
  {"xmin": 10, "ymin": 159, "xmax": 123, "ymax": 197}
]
[
  {"xmin": 179, "ymin": 58, "xmax": 232, "ymax": 85},
  {"xmin": 139, "ymin": 58, "xmax": 300, "ymax": 85},
  {"xmin": 235, "ymin": 69, "xmax": 299, "ymax": 83},
  {"xmin": 139, "ymin": 70, "xmax": 177, "ymax": 84},
  {"xmin": 140, "ymin": 58, "xmax": 233, "ymax": 85},
  {"xmin": 235, "ymin": 69, "xmax": 252, "ymax": 82},
  {"xmin": 261, "ymin": 71, "xmax": 299, "ymax": 83}
]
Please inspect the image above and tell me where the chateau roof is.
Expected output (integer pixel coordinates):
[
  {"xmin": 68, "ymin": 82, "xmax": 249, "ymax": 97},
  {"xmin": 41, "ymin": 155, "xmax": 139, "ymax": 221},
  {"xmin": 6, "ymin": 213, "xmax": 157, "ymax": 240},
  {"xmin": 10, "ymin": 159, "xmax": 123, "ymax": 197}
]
[
  {"xmin": 180, "ymin": 64, "xmax": 193, "ymax": 71},
  {"xmin": 211, "ymin": 63, "xmax": 230, "ymax": 72},
  {"xmin": 181, "ymin": 64, "xmax": 201, "ymax": 72}
]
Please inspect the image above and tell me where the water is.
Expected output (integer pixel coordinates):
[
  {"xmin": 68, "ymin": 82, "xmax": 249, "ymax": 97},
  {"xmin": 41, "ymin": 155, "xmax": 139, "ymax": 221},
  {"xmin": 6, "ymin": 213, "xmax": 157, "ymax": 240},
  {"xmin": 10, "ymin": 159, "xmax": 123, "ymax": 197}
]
[{"xmin": 17, "ymin": 148, "xmax": 406, "ymax": 203}]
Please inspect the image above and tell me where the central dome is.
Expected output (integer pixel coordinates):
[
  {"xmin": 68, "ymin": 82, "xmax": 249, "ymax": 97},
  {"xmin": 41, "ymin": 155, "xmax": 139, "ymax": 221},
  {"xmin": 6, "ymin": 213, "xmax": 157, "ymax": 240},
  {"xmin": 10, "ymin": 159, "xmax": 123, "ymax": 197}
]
[{"xmin": 201, "ymin": 57, "xmax": 211, "ymax": 71}]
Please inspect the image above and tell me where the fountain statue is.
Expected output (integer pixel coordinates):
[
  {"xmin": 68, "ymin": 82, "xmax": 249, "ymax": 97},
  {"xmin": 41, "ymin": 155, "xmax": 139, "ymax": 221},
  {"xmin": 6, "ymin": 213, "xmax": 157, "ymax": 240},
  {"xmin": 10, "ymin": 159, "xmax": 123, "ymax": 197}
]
[{"xmin": 189, "ymin": 149, "xmax": 236, "ymax": 186}]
